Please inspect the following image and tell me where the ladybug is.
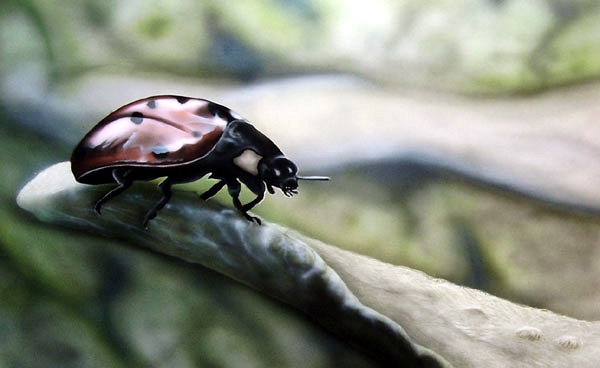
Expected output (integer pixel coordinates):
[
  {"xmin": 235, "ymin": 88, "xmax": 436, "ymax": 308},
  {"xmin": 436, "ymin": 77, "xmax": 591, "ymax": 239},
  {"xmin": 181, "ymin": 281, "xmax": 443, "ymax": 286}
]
[{"xmin": 71, "ymin": 95, "xmax": 329, "ymax": 228}]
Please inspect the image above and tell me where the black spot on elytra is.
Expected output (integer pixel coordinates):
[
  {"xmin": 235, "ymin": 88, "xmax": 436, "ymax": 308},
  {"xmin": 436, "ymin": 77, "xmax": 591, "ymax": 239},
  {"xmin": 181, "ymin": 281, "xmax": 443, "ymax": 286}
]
[
  {"xmin": 146, "ymin": 100, "xmax": 156, "ymax": 109},
  {"xmin": 130, "ymin": 112, "xmax": 144, "ymax": 124},
  {"xmin": 174, "ymin": 96, "xmax": 190, "ymax": 104},
  {"xmin": 151, "ymin": 144, "xmax": 169, "ymax": 158},
  {"xmin": 207, "ymin": 101, "xmax": 237, "ymax": 122},
  {"xmin": 207, "ymin": 102, "xmax": 219, "ymax": 116},
  {"xmin": 192, "ymin": 131, "xmax": 202, "ymax": 138}
]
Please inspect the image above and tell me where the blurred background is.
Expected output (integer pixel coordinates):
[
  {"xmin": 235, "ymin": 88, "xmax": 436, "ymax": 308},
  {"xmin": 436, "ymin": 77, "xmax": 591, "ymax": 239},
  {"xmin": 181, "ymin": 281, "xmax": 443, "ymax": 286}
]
[{"xmin": 2, "ymin": 0, "xmax": 600, "ymax": 367}]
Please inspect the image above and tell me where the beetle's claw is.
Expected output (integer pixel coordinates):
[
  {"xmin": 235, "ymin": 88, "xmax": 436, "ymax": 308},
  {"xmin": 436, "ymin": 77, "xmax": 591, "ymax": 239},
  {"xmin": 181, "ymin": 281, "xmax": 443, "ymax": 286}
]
[
  {"xmin": 142, "ymin": 210, "xmax": 158, "ymax": 229},
  {"xmin": 242, "ymin": 212, "xmax": 262, "ymax": 225},
  {"xmin": 282, "ymin": 188, "xmax": 298, "ymax": 197}
]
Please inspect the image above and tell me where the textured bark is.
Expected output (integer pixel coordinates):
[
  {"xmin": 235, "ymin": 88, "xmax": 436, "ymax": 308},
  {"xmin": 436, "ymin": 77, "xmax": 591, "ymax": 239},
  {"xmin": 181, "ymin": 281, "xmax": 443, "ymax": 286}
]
[{"xmin": 17, "ymin": 162, "xmax": 600, "ymax": 367}]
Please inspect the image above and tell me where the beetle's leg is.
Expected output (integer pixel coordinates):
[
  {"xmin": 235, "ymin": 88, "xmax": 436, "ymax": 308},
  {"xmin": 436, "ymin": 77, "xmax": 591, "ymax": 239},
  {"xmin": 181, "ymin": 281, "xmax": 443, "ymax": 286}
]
[
  {"xmin": 226, "ymin": 179, "xmax": 261, "ymax": 224},
  {"xmin": 95, "ymin": 168, "xmax": 132, "ymax": 214},
  {"xmin": 241, "ymin": 191, "xmax": 264, "ymax": 212},
  {"xmin": 142, "ymin": 178, "xmax": 173, "ymax": 229},
  {"xmin": 240, "ymin": 178, "xmax": 266, "ymax": 212},
  {"xmin": 199, "ymin": 180, "xmax": 226, "ymax": 200}
]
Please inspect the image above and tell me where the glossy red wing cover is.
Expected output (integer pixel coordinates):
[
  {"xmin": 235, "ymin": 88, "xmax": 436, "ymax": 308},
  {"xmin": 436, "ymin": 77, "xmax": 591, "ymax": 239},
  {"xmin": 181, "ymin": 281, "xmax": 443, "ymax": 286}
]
[{"xmin": 71, "ymin": 96, "xmax": 239, "ymax": 182}]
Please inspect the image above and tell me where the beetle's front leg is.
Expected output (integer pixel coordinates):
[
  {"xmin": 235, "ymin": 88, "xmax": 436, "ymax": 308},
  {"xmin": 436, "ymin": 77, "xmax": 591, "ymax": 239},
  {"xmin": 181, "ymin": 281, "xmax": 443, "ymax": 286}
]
[
  {"xmin": 226, "ymin": 179, "xmax": 261, "ymax": 224},
  {"xmin": 241, "ymin": 191, "xmax": 264, "ymax": 212},
  {"xmin": 240, "ymin": 178, "xmax": 266, "ymax": 213}
]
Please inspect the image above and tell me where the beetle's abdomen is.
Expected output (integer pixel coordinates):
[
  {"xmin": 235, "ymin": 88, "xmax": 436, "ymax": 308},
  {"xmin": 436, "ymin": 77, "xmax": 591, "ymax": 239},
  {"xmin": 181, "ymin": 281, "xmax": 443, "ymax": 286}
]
[{"xmin": 71, "ymin": 96, "xmax": 241, "ymax": 183}]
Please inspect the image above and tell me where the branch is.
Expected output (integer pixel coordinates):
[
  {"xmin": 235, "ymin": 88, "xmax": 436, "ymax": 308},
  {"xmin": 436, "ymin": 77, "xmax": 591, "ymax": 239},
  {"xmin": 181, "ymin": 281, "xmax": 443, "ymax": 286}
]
[
  {"xmin": 17, "ymin": 162, "xmax": 449, "ymax": 367},
  {"xmin": 17, "ymin": 162, "xmax": 599, "ymax": 367}
]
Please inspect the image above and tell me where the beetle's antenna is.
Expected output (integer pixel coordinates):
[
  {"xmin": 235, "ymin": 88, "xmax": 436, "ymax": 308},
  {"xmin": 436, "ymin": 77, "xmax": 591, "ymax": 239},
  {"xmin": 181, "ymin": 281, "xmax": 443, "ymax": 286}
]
[{"xmin": 296, "ymin": 175, "xmax": 330, "ymax": 181}]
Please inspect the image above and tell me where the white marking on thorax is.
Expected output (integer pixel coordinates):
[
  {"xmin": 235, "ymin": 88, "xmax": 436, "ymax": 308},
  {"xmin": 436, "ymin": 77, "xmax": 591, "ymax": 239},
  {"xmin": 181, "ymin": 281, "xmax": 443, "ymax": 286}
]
[{"xmin": 233, "ymin": 149, "xmax": 262, "ymax": 176}]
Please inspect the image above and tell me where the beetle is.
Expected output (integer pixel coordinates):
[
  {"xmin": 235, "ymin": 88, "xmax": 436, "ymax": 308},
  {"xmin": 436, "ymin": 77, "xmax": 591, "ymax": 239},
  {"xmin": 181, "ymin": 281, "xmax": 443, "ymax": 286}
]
[{"xmin": 70, "ymin": 95, "xmax": 329, "ymax": 228}]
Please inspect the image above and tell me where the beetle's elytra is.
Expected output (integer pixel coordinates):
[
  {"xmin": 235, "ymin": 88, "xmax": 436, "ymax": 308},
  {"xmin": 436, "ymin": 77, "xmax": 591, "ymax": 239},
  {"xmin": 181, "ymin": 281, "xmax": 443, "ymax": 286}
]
[{"xmin": 70, "ymin": 95, "xmax": 329, "ymax": 227}]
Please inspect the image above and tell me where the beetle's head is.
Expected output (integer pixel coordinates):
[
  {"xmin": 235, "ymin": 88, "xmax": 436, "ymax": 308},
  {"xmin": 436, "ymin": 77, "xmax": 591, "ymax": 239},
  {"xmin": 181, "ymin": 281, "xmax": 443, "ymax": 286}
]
[{"xmin": 259, "ymin": 155, "xmax": 299, "ymax": 196}]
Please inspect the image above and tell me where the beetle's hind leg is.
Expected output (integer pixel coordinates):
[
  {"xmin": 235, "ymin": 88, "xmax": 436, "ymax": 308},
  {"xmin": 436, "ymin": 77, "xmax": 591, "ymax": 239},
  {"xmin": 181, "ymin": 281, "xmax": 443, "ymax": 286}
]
[
  {"xmin": 95, "ymin": 168, "xmax": 132, "ymax": 214},
  {"xmin": 142, "ymin": 178, "xmax": 173, "ymax": 229}
]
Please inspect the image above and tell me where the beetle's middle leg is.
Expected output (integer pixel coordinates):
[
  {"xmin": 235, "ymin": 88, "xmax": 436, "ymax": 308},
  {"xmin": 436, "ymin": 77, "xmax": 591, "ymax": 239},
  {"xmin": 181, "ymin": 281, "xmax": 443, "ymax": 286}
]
[
  {"xmin": 95, "ymin": 168, "xmax": 132, "ymax": 214},
  {"xmin": 143, "ymin": 178, "xmax": 173, "ymax": 229},
  {"xmin": 199, "ymin": 180, "xmax": 226, "ymax": 200}
]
